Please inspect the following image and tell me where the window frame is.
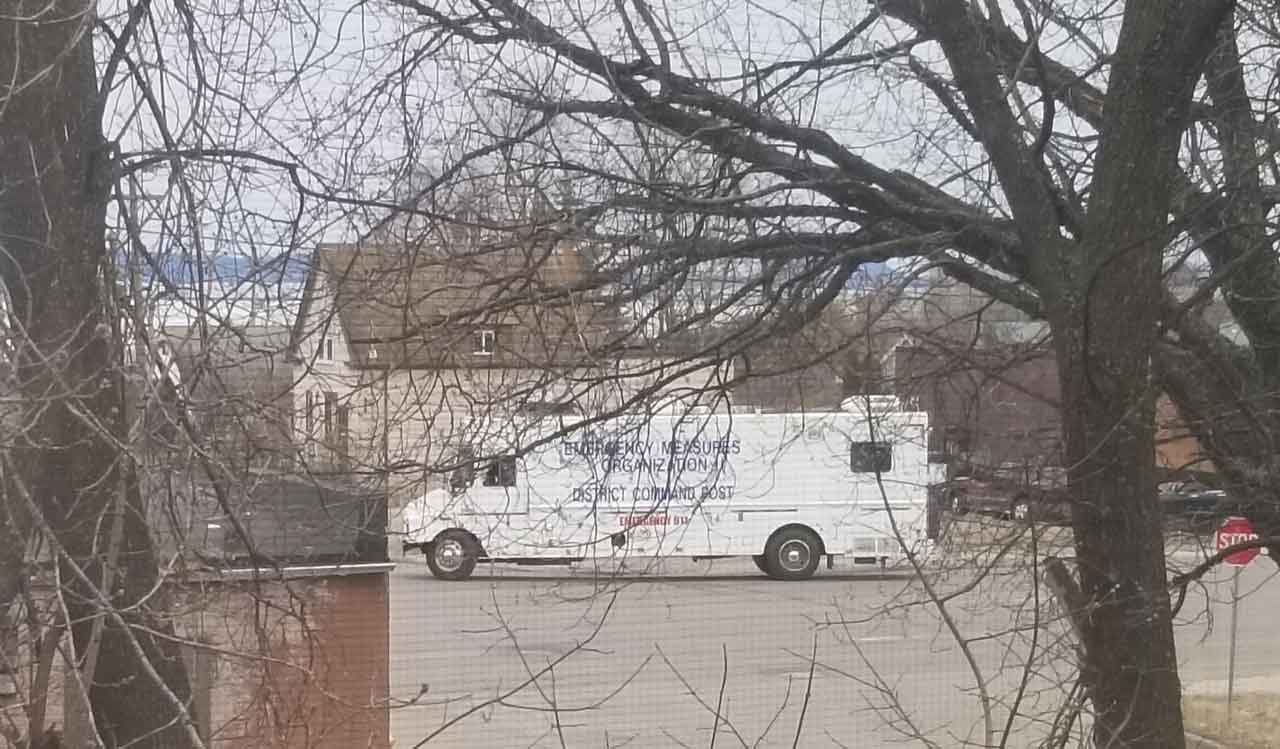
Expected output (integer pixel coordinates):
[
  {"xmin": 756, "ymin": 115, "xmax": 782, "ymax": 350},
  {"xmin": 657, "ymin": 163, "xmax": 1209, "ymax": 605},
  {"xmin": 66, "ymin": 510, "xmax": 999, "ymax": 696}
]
[
  {"xmin": 323, "ymin": 391, "xmax": 337, "ymax": 439},
  {"xmin": 473, "ymin": 328, "xmax": 496, "ymax": 356}
]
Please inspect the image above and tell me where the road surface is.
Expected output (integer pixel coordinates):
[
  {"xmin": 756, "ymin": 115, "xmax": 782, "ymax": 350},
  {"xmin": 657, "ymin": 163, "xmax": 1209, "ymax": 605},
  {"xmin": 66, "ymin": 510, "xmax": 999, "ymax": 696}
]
[{"xmin": 387, "ymin": 533, "xmax": 1280, "ymax": 747}]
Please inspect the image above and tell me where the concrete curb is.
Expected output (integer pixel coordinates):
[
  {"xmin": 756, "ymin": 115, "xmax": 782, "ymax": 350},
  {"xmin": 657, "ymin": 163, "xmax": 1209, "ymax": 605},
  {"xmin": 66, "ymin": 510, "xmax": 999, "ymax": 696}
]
[{"xmin": 1186, "ymin": 730, "xmax": 1229, "ymax": 748}]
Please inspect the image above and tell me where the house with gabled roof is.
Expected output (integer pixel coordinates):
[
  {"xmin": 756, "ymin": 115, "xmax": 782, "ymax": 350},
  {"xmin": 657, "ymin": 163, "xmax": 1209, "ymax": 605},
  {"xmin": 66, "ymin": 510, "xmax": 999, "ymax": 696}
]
[{"xmin": 288, "ymin": 240, "xmax": 732, "ymax": 514}]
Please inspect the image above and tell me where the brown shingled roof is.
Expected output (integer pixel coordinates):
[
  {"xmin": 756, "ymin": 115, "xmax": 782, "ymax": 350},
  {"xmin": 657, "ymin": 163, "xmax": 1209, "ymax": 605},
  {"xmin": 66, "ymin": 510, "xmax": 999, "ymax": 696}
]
[{"xmin": 300, "ymin": 242, "xmax": 618, "ymax": 369}]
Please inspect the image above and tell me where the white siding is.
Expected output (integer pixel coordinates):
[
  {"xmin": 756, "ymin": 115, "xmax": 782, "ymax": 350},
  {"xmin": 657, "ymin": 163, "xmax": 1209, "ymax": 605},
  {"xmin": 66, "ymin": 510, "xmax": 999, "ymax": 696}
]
[{"xmin": 291, "ymin": 274, "xmax": 737, "ymax": 517}]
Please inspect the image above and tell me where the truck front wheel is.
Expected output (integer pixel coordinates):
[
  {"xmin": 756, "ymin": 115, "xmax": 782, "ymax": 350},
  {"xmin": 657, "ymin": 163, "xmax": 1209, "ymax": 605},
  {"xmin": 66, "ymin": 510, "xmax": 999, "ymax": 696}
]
[
  {"xmin": 426, "ymin": 529, "xmax": 479, "ymax": 581},
  {"xmin": 763, "ymin": 527, "xmax": 822, "ymax": 581}
]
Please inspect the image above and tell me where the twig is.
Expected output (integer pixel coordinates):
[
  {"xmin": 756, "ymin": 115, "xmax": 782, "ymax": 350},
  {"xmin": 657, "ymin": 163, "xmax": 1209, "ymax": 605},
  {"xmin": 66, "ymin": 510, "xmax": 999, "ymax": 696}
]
[
  {"xmin": 711, "ymin": 643, "xmax": 728, "ymax": 749},
  {"xmin": 412, "ymin": 594, "xmax": 620, "ymax": 747},
  {"xmin": 791, "ymin": 634, "xmax": 817, "ymax": 749},
  {"xmin": 655, "ymin": 644, "xmax": 749, "ymax": 748}
]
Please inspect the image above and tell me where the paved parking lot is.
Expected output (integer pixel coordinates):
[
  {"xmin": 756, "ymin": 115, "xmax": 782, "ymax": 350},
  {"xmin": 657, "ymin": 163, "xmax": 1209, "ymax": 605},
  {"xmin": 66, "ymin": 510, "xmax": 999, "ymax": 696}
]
[{"xmin": 387, "ymin": 530, "xmax": 1280, "ymax": 748}]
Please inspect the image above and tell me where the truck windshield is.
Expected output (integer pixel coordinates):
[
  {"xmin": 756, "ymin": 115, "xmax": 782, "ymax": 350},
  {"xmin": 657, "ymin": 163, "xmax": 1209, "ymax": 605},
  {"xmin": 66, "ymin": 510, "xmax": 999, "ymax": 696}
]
[{"xmin": 482, "ymin": 456, "xmax": 517, "ymax": 487}]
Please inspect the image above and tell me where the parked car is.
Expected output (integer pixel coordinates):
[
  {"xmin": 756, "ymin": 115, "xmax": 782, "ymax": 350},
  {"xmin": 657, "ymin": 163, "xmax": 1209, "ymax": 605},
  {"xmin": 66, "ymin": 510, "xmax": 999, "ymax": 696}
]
[
  {"xmin": 1159, "ymin": 480, "xmax": 1231, "ymax": 530},
  {"xmin": 944, "ymin": 471, "xmax": 1243, "ymax": 531},
  {"xmin": 943, "ymin": 475, "xmax": 1072, "ymax": 525}
]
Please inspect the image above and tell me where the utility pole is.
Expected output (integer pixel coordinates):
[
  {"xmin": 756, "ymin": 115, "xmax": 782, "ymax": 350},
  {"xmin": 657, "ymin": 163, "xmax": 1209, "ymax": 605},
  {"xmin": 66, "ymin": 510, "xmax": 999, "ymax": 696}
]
[{"xmin": 127, "ymin": 180, "xmax": 146, "ymax": 372}]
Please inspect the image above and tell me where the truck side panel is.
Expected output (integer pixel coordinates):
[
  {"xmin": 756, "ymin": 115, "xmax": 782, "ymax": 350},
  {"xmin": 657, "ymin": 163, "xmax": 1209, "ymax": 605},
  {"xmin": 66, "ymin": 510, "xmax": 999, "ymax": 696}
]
[{"xmin": 403, "ymin": 411, "xmax": 932, "ymax": 562}]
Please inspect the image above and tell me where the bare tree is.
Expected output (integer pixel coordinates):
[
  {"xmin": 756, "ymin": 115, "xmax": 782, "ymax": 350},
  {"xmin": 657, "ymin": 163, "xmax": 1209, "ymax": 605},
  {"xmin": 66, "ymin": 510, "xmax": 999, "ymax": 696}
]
[
  {"xmin": 8, "ymin": 0, "xmax": 1280, "ymax": 745},
  {"xmin": 360, "ymin": 1, "xmax": 1257, "ymax": 745},
  {"xmin": 0, "ymin": 2, "xmax": 202, "ymax": 746}
]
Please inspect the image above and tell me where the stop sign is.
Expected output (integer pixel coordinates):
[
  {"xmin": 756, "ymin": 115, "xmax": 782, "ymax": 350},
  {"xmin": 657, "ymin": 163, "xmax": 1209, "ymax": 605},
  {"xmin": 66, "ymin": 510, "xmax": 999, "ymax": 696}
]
[{"xmin": 1216, "ymin": 516, "xmax": 1261, "ymax": 567}]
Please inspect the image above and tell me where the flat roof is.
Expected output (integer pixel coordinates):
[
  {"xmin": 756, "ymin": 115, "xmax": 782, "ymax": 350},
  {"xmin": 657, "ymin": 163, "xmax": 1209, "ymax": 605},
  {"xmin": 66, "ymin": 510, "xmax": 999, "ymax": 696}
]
[{"xmin": 183, "ymin": 562, "xmax": 396, "ymax": 583}]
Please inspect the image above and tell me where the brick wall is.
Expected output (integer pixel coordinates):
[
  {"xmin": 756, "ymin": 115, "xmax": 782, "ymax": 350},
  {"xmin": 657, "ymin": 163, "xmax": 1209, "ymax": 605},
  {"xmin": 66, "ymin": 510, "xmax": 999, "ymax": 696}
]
[
  {"xmin": 893, "ymin": 345, "xmax": 1215, "ymax": 477},
  {"xmin": 893, "ymin": 345, "xmax": 1062, "ymax": 469},
  {"xmin": 60, "ymin": 570, "xmax": 391, "ymax": 749},
  {"xmin": 1155, "ymin": 396, "xmax": 1216, "ymax": 475},
  {"xmin": 186, "ymin": 571, "xmax": 391, "ymax": 748}
]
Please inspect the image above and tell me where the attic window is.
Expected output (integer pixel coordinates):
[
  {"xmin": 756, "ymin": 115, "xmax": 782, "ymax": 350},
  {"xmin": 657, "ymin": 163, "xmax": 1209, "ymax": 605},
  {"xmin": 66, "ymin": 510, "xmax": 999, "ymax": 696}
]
[
  {"xmin": 473, "ymin": 328, "xmax": 496, "ymax": 356},
  {"xmin": 318, "ymin": 337, "xmax": 334, "ymax": 361}
]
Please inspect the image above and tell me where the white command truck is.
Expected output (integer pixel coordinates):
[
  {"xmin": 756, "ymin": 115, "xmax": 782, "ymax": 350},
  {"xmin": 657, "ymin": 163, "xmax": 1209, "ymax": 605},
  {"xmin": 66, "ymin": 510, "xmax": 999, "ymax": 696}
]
[{"xmin": 402, "ymin": 408, "xmax": 933, "ymax": 581}]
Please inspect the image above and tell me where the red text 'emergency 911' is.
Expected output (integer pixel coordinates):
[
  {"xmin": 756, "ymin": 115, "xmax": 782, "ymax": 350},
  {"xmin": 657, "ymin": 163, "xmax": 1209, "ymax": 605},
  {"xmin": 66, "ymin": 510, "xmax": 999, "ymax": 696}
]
[{"xmin": 621, "ymin": 513, "xmax": 690, "ymax": 528}]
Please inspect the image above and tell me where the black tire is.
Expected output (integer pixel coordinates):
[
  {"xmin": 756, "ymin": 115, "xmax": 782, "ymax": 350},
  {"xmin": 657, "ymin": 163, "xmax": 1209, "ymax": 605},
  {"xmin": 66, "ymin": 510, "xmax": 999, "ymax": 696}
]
[
  {"xmin": 751, "ymin": 554, "xmax": 769, "ymax": 574},
  {"xmin": 762, "ymin": 527, "xmax": 822, "ymax": 581},
  {"xmin": 425, "ymin": 529, "xmax": 478, "ymax": 581}
]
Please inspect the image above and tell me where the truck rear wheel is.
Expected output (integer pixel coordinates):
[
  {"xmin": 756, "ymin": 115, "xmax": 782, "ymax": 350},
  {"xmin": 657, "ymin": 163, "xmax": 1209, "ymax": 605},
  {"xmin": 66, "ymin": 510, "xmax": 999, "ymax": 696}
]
[
  {"xmin": 751, "ymin": 555, "xmax": 769, "ymax": 574},
  {"xmin": 763, "ymin": 527, "xmax": 822, "ymax": 581},
  {"xmin": 426, "ymin": 529, "xmax": 478, "ymax": 581}
]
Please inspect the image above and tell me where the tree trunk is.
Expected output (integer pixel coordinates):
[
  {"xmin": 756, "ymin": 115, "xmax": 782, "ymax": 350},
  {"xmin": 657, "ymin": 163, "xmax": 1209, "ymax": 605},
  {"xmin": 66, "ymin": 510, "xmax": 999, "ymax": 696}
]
[
  {"xmin": 1051, "ymin": 304, "xmax": 1183, "ymax": 747},
  {"xmin": 1040, "ymin": 2, "xmax": 1231, "ymax": 746},
  {"xmin": 0, "ymin": 2, "xmax": 197, "ymax": 747}
]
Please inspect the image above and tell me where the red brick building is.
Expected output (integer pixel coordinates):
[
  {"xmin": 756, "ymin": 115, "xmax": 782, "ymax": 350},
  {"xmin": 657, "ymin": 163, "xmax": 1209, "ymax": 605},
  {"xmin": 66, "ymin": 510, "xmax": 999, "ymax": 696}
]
[{"xmin": 891, "ymin": 343, "xmax": 1062, "ymax": 472}]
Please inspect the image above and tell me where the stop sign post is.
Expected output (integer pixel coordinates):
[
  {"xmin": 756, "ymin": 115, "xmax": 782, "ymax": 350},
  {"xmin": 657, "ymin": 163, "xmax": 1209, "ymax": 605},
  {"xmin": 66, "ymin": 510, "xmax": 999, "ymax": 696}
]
[{"xmin": 1216, "ymin": 516, "xmax": 1260, "ymax": 726}]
